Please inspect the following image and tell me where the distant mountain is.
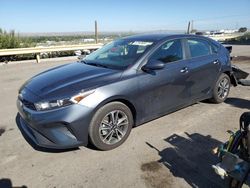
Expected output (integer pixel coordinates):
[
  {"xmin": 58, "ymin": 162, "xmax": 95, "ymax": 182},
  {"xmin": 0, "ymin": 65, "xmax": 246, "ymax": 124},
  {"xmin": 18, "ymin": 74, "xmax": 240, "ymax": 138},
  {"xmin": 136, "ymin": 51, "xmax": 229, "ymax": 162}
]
[
  {"xmin": 19, "ymin": 30, "xmax": 185, "ymax": 37},
  {"xmin": 19, "ymin": 31, "xmax": 97, "ymax": 37}
]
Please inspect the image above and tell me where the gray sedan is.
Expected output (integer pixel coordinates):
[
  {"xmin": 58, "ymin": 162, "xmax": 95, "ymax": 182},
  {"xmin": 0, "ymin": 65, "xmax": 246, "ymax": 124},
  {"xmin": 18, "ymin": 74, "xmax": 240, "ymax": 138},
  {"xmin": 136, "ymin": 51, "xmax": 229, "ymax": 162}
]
[{"xmin": 16, "ymin": 34, "xmax": 234, "ymax": 150}]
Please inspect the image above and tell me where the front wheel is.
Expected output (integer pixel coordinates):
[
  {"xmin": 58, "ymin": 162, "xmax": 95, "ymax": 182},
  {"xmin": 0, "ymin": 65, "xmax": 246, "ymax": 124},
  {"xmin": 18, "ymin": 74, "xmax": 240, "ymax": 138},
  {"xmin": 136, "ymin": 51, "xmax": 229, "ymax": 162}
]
[
  {"xmin": 210, "ymin": 73, "xmax": 231, "ymax": 103},
  {"xmin": 89, "ymin": 102, "xmax": 133, "ymax": 150}
]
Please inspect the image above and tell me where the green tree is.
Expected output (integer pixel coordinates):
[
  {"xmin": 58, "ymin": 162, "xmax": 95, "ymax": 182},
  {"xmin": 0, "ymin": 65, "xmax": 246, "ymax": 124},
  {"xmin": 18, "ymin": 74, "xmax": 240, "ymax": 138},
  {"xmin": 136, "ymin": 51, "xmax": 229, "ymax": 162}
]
[
  {"xmin": 238, "ymin": 27, "xmax": 247, "ymax": 33},
  {"xmin": 0, "ymin": 28, "xmax": 22, "ymax": 49}
]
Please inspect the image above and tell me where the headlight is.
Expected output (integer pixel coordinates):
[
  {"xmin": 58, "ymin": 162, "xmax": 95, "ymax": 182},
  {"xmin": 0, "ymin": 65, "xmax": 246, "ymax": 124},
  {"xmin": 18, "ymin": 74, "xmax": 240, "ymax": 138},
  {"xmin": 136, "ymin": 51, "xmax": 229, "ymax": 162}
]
[
  {"xmin": 34, "ymin": 99, "xmax": 73, "ymax": 111},
  {"xmin": 34, "ymin": 90, "xmax": 95, "ymax": 111}
]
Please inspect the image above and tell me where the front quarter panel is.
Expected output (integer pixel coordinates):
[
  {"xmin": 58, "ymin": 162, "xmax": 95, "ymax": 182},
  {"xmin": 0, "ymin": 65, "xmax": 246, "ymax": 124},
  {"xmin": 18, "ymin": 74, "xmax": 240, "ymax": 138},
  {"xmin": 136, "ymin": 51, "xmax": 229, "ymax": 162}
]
[{"xmin": 78, "ymin": 69, "xmax": 139, "ymax": 118}]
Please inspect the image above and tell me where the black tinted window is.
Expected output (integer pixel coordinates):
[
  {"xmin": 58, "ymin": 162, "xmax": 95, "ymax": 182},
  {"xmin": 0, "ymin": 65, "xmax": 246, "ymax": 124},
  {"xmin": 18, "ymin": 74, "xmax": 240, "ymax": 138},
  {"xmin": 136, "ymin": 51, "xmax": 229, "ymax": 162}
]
[
  {"xmin": 150, "ymin": 39, "xmax": 183, "ymax": 63},
  {"xmin": 187, "ymin": 39, "xmax": 211, "ymax": 57}
]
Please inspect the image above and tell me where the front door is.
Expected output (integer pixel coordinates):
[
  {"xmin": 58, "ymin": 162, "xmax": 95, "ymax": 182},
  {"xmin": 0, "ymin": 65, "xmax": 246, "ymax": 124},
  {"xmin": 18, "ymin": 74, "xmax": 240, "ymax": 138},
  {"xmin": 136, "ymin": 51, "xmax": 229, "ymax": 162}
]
[{"xmin": 136, "ymin": 39, "xmax": 192, "ymax": 122}]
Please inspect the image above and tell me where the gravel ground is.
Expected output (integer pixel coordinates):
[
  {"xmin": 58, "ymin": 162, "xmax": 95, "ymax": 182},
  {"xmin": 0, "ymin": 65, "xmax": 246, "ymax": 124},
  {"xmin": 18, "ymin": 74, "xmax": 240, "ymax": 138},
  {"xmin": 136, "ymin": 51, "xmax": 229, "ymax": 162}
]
[{"xmin": 0, "ymin": 57, "xmax": 249, "ymax": 188}]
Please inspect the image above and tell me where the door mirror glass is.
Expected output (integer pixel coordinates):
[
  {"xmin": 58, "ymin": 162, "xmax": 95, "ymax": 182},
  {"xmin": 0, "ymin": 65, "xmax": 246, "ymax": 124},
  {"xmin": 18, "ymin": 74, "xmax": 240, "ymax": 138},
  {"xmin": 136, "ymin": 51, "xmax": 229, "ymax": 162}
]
[{"xmin": 142, "ymin": 59, "xmax": 165, "ymax": 72}]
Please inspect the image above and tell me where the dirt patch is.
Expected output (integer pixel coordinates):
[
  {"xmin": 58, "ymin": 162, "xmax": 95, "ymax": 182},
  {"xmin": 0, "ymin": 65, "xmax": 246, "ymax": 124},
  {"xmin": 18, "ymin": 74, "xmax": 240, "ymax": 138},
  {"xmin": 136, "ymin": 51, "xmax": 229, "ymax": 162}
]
[
  {"xmin": 141, "ymin": 161, "xmax": 162, "ymax": 172},
  {"xmin": 141, "ymin": 161, "xmax": 174, "ymax": 188},
  {"xmin": 0, "ymin": 127, "xmax": 6, "ymax": 136},
  {"xmin": 232, "ymin": 56, "xmax": 250, "ymax": 62}
]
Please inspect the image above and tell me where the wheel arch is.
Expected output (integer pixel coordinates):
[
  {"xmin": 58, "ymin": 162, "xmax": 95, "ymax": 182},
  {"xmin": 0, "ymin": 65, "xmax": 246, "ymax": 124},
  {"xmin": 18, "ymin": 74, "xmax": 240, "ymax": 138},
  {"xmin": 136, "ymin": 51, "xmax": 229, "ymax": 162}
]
[
  {"xmin": 93, "ymin": 96, "xmax": 137, "ymax": 126},
  {"xmin": 223, "ymin": 71, "xmax": 237, "ymax": 86}
]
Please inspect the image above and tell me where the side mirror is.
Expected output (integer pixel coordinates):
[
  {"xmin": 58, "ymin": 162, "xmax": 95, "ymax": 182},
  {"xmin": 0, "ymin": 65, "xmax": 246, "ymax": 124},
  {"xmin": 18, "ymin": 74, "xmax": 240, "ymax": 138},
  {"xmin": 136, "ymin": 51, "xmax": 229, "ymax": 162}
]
[{"xmin": 142, "ymin": 59, "xmax": 165, "ymax": 72}]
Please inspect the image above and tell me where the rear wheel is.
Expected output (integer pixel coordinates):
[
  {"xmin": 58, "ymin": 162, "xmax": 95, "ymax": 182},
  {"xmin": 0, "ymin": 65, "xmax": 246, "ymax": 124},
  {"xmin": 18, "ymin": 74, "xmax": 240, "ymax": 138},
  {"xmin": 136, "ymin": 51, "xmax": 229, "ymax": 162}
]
[
  {"xmin": 89, "ymin": 102, "xmax": 133, "ymax": 150},
  {"xmin": 210, "ymin": 73, "xmax": 231, "ymax": 103}
]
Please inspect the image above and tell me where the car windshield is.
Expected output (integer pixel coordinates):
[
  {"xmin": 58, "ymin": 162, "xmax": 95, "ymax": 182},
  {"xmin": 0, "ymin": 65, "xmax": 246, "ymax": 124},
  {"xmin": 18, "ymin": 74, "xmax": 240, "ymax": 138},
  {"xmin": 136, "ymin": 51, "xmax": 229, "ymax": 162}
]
[{"xmin": 83, "ymin": 39, "xmax": 155, "ymax": 70}]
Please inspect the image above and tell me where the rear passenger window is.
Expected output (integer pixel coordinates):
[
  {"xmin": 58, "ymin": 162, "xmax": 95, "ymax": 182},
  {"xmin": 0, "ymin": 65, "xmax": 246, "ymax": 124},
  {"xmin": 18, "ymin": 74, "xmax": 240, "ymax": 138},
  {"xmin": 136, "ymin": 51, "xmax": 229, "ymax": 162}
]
[
  {"xmin": 187, "ymin": 39, "xmax": 211, "ymax": 58},
  {"xmin": 150, "ymin": 39, "xmax": 183, "ymax": 63},
  {"xmin": 211, "ymin": 43, "xmax": 219, "ymax": 54}
]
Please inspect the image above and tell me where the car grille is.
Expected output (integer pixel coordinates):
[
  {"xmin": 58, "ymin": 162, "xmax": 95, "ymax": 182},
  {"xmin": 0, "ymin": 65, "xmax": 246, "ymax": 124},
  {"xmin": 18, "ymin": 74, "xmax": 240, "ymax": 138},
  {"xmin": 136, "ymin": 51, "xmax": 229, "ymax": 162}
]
[{"xmin": 19, "ymin": 98, "xmax": 36, "ymax": 111}]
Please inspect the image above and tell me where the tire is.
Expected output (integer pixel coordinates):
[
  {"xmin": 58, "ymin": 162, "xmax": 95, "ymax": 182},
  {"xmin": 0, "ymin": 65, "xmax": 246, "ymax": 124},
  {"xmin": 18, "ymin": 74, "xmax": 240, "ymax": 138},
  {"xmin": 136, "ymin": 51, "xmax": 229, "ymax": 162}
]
[
  {"xmin": 210, "ymin": 73, "xmax": 231, "ymax": 103},
  {"xmin": 89, "ymin": 102, "xmax": 133, "ymax": 151}
]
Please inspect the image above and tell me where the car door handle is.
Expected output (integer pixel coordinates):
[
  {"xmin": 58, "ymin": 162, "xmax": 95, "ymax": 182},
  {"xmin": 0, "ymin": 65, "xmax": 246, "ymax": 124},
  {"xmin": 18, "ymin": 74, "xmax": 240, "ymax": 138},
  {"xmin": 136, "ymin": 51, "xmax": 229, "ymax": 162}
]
[
  {"xmin": 213, "ymin": 60, "xmax": 219, "ymax": 64},
  {"xmin": 180, "ymin": 67, "xmax": 189, "ymax": 73}
]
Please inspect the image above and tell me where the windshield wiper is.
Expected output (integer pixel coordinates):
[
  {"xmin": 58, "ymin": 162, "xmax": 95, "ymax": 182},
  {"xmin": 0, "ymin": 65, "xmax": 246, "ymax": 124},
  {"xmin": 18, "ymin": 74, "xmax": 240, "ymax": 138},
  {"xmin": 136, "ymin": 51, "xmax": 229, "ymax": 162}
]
[
  {"xmin": 83, "ymin": 61, "xmax": 109, "ymax": 69},
  {"xmin": 81, "ymin": 60, "xmax": 88, "ymax": 64}
]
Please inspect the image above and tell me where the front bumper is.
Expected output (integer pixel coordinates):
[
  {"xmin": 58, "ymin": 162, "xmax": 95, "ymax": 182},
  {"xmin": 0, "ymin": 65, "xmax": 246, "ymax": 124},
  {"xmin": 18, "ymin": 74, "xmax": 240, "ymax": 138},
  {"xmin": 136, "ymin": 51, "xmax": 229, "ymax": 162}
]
[{"xmin": 16, "ymin": 98, "xmax": 94, "ymax": 149}]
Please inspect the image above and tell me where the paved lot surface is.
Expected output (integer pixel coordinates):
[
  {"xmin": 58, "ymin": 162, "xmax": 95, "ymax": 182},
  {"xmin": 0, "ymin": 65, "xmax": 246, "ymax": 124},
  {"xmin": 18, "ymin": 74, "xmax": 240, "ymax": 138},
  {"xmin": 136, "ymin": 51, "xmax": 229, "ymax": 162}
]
[
  {"xmin": 0, "ymin": 57, "xmax": 250, "ymax": 188},
  {"xmin": 230, "ymin": 45, "xmax": 250, "ymax": 57}
]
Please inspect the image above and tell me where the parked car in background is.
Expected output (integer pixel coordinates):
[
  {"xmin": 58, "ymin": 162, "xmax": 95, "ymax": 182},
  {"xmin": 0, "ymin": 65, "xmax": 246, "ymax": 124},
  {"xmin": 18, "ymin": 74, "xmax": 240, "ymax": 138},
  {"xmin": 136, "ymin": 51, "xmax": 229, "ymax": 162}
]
[{"xmin": 17, "ymin": 34, "xmax": 234, "ymax": 150}]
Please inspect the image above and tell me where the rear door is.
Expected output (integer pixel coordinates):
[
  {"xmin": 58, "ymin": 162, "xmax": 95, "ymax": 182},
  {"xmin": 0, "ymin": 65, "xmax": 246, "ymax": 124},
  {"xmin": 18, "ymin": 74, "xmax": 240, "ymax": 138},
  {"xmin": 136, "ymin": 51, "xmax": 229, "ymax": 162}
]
[{"xmin": 184, "ymin": 38, "xmax": 221, "ymax": 101}]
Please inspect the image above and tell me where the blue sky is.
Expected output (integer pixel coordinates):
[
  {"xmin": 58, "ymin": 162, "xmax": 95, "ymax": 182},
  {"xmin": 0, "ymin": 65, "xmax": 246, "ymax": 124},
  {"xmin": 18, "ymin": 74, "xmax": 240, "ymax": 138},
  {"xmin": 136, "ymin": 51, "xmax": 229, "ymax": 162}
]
[{"xmin": 0, "ymin": 0, "xmax": 250, "ymax": 33}]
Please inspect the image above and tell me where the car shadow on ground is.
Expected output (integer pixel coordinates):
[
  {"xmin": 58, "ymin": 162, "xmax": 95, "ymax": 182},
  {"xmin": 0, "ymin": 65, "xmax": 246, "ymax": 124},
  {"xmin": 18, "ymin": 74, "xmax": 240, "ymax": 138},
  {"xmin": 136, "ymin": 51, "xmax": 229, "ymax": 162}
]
[
  {"xmin": 146, "ymin": 132, "xmax": 226, "ymax": 187},
  {"xmin": 15, "ymin": 114, "xmax": 79, "ymax": 153},
  {"xmin": 0, "ymin": 178, "xmax": 27, "ymax": 188},
  {"xmin": 225, "ymin": 97, "xmax": 250, "ymax": 110}
]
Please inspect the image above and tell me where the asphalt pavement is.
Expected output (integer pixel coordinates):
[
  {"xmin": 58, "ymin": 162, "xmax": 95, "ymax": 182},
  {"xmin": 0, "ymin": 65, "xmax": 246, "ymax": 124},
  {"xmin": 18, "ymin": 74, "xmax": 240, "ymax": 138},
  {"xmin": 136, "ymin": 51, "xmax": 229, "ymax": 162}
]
[{"xmin": 0, "ymin": 56, "xmax": 250, "ymax": 188}]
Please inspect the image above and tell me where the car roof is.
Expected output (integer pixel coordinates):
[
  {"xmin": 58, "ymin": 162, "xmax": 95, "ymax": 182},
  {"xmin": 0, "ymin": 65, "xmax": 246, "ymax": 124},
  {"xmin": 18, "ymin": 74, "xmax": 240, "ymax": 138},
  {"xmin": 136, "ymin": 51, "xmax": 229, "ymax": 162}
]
[{"xmin": 122, "ymin": 33, "xmax": 213, "ymax": 42}]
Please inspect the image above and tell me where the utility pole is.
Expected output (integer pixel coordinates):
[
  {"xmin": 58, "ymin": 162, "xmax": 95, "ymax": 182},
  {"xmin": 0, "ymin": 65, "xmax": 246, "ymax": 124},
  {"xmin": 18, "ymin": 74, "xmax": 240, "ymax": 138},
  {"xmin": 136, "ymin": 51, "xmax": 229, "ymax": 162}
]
[
  {"xmin": 95, "ymin": 20, "xmax": 98, "ymax": 44},
  {"xmin": 187, "ymin": 21, "xmax": 191, "ymax": 34},
  {"xmin": 191, "ymin": 20, "xmax": 194, "ymax": 33}
]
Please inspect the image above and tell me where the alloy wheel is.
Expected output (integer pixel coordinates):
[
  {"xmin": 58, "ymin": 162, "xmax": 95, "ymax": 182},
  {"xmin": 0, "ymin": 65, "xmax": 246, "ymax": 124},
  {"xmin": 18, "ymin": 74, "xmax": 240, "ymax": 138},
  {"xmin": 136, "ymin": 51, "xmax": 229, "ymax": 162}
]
[
  {"xmin": 99, "ymin": 110, "xmax": 129, "ymax": 145},
  {"xmin": 217, "ymin": 78, "xmax": 230, "ymax": 99}
]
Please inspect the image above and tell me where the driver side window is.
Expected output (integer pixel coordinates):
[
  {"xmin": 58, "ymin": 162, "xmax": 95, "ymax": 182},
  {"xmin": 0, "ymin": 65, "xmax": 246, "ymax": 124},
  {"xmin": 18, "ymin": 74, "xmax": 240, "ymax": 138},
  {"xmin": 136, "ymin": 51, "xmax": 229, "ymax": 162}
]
[{"xmin": 150, "ymin": 39, "xmax": 183, "ymax": 63}]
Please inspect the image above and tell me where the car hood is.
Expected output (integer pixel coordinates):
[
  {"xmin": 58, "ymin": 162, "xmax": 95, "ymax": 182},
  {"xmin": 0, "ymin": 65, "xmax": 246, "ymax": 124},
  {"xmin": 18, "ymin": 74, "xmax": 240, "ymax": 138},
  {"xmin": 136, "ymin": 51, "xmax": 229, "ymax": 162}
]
[{"xmin": 22, "ymin": 62, "xmax": 122, "ymax": 100}]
